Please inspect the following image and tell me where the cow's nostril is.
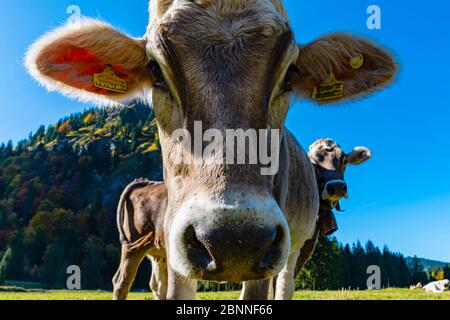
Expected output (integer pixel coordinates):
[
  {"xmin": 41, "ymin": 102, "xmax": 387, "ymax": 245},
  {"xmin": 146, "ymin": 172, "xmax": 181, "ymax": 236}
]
[
  {"xmin": 258, "ymin": 225, "xmax": 284, "ymax": 274},
  {"xmin": 327, "ymin": 183, "xmax": 335, "ymax": 195},
  {"xmin": 183, "ymin": 225, "xmax": 216, "ymax": 272}
]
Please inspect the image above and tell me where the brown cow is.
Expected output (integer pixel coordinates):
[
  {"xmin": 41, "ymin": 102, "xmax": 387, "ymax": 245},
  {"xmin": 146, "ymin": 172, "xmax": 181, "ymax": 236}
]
[
  {"xmin": 26, "ymin": 0, "xmax": 396, "ymax": 300},
  {"xmin": 292, "ymin": 139, "xmax": 373, "ymax": 279},
  {"xmin": 112, "ymin": 180, "xmax": 167, "ymax": 300}
]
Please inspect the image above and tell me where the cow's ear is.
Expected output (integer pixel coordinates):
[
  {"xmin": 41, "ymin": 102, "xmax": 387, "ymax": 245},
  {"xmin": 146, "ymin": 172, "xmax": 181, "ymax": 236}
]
[
  {"xmin": 25, "ymin": 19, "xmax": 151, "ymax": 105},
  {"xmin": 294, "ymin": 33, "xmax": 397, "ymax": 104},
  {"xmin": 347, "ymin": 146, "xmax": 372, "ymax": 165}
]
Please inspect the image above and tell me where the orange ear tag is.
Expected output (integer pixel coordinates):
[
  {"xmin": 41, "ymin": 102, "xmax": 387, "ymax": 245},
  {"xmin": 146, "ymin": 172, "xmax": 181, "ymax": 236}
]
[
  {"xmin": 312, "ymin": 74, "xmax": 344, "ymax": 101},
  {"xmin": 93, "ymin": 65, "xmax": 128, "ymax": 93},
  {"xmin": 349, "ymin": 53, "xmax": 364, "ymax": 70}
]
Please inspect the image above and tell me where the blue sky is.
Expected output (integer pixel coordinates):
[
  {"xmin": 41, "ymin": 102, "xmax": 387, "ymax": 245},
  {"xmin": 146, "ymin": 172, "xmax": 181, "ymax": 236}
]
[{"xmin": 0, "ymin": 0, "xmax": 449, "ymax": 261}]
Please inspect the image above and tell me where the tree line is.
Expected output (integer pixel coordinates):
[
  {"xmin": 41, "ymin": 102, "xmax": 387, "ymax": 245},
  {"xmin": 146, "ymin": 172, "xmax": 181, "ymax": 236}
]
[{"xmin": 295, "ymin": 235, "xmax": 433, "ymax": 290}]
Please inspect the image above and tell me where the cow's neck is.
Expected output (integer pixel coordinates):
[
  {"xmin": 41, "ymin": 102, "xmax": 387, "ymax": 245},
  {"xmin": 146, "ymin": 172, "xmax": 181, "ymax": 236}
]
[{"xmin": 273, "ymin": 127, "xmax": 290, "ymax": 211}]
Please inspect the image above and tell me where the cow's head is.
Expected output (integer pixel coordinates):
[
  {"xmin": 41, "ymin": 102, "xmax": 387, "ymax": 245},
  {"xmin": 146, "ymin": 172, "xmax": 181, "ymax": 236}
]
[
  {"xmin": 309, "ymin": 138, "xmax": 372, "ymax": 209},
  {"xmin": 309, "ymin": 139, "xmax": 372, "ymax": 235},
  {"xmin": 25, "ymin": 0, "xmax": 395, "ymax": 282}
]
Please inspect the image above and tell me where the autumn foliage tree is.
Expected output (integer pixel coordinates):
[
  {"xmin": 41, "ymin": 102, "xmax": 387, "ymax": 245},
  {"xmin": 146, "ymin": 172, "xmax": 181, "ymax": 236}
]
[
  {"xmin": 0, "ymin": 104, "xmax": 162, "ymax": 289},
  {"xmin": 57, "ymin": 120, "xmax": 71, "ymax": 134}
]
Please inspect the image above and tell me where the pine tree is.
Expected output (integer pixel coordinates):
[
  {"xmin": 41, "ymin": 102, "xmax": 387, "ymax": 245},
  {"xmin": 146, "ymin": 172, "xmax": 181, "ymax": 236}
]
[
  {"xmin": 5, "ymin": 231, "xmax": 25, "ymax": 281},
  {"xmin": 6, "ymin": 140, "xmax": 13, "ymax": 154},
  {"xmin": 365, "ymin": 241, "xmax": 383, "ymax": 276},
  {"xmin": 303, "ymin": 235, "xmax": 345, "ymax": 290},
  {"xmin": 350, "ymin": 241, "xmax": 366, "ymax": 289},
  {"xmin": 40, "ymin": 240, "xmax": 66, "ymax": 288},
  {"xmin": 382, "ymin": 246, "xmax": 392, "ymax": 287},
  {"xmin": 398, "ymin": 255, "xmax": 412, "ymax": 287},
  {"xmin": 0, "ymin": 247, "xmax": 12, "ymax": 285},
  {"xmin": 444, "ymin": 265, "xmax": 450, "ymax": 279},
  {"xmin": 82, "ymin": 236, "xmax": 105, "ymax": 289},
  {"xmin": 341, "ymin": 244, "xmax": 352, "ymax": 289},
  {"xmin": 410, "ymin": 255, "xmax": 428, "ymax": 285}
]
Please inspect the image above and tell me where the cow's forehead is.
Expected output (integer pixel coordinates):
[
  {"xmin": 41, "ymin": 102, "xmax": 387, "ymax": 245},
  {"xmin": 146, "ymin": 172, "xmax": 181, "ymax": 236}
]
[
  {"xmin": 152, "ymin": 0, "xmax": 289, "ymax": 40},
  {"xmin": 309, "ymin": 139, "xmax": 345, "ymax": 159},
  {"xmin": 148, "ymin": 0, "xmax": 289, "ymax": 26},
  {"xmin": 147, "ymin": 0, "xmax": 290, "ymax": 48},
  {"xmin": 310, "ymin": 139, "xmax": 339, "ymax": 152}
]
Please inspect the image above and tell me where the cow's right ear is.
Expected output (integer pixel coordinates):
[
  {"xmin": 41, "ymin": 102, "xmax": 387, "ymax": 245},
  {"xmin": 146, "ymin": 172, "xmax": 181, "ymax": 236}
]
[
  {"xmin": 25, "ymin": 19, "xmax": 151, "ymax": 105},
  {"xmin": 347, "ymin": 146, "xmax": 372, "ymax": 165}
]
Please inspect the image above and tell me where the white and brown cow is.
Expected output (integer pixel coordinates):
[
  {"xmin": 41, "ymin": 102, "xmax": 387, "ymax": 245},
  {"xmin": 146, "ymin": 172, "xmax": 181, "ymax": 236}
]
[
  {"xmin": 309, "ymin": 138, "xmax": 372, "ymax": 239},
  {"xmin": 290, "ymin": 139, "xmax": 373, "ymax": 290},
  {"xmin": 423, "ymin": 280, "xmax": 450, "ymax": 293},
  {"xmin": 25, "ymin": 0, "xmax": 396, "ymax": 300}
]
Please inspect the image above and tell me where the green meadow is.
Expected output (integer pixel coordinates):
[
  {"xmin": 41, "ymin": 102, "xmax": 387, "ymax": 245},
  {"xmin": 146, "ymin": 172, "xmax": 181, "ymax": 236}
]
[{"xmin": 0, "ymin": 287, "xmax": 448, "ymax": 300}]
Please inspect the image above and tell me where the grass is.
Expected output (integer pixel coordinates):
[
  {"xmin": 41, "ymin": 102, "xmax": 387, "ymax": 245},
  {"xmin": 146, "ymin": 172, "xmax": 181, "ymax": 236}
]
[
  {"xmin": 292, "ymin": 289, "xmax": 450, "ymax": 300},
  {"xmin": 0, "ymin": 288, "xmax": 449, "ymax": 300}
]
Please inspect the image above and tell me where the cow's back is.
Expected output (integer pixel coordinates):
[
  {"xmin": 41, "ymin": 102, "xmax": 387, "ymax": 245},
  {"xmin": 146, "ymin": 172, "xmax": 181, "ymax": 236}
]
[
  {"xmin": 128, "ymin": 183, "xmax": 167, "ymax": 239},
  {"xmin": 284, "ymin": 130, "xmax": 319, "ymax": 252}
]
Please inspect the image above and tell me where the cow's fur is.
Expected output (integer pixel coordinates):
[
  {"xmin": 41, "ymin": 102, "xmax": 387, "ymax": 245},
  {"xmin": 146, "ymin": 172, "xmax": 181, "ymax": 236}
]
[
  {"xmin": 25, "ymin": 0, "xmax": 396, "ymax": 300},
  {"xmin": 295, "ymin": 34, "xmax": 396, "ymax": 103},
  {"xmin": 112, "ymin": 180, "xmax": 167, "ymax": 300},
  {"xmin": 423, "ymin": 280, "xmax": 450, "ymax": 293}
]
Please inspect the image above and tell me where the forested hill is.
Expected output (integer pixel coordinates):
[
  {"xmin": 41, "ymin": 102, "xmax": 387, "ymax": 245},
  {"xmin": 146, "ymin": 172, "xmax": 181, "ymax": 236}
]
[
  {"xmin": 0, "ymin": 103, "xmax": 162, "ymax": 289},
  {"xmin": 406, "ymin": 257, "xmax": 450, "ymax": 272},
  {"xmin": 0, "ymin": 104, "xmax": 447, "ymax": 291}
]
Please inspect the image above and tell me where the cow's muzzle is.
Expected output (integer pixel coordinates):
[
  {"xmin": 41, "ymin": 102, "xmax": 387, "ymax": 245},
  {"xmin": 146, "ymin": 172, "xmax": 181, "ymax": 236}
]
[
  {"xmin": 167, "ymin": 190, "xmax": 290, "ymax": 282},
  {"xmin": 322, "ymin": 180, "xmax": 348, "ymax": 201}
]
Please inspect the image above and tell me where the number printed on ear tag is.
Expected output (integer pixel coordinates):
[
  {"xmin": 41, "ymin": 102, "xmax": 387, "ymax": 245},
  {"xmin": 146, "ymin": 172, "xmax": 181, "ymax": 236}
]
[
  {"xmin": 312, "ymin": 74, "xmax": 344, "ymax": 101},
  {"xmin": 93, "ymin": 65, "xmax": 128, "ymax": 93}
]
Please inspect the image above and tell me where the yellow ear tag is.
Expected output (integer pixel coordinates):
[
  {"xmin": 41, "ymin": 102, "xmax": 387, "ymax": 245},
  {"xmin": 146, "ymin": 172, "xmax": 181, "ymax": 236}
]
[
  {"xmin": 349, "ymin": 53, "xmax": 364, "ymax": 70},
  {"xmin": 93, "ymin": 65, "xmax": 128, "ymax": 93},
  {"xmin": 312, "ymin": 74, "xmax": 344, "ymax": 101}
]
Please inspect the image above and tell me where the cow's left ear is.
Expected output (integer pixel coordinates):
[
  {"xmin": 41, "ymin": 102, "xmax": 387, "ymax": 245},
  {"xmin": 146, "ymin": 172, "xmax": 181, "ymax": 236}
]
[
  {"xmin": 347, "ymin": 147, "xmax": 372, "ymax": 165},
  {"xmin": 25, "ymin": 19, "xmax": 151, "ymax": 105},
  {"xmin": 294, "ymin": 33, "xmax": 397, "ymax": 103}
]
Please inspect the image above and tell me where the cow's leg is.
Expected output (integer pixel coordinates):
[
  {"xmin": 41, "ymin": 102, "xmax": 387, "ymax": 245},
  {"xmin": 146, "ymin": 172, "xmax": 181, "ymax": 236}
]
[
  {"xmin": 293, "ymin": 230, "xmax": 320, "ymax": 278},
  {"xmin": 150, "ymin": 257, "xmax": 168, "ymax": 300},
  {"xmin": 274, "ymin": 251, "xmax": 300, "ymax": 300},
  {"xmin": 240, "ymin": 280, "xmax": 272, "ymax": 300},
  {"xmin": 112, "ymin": 244, "xmax": 147, "ymax": 300},
  {"xmin": 166, "ymin": 265, "xmax": 197, "ymax": 300},
  {"xmin": 267, "ymin": 278, "xmax": 275, "ymax": 300}
]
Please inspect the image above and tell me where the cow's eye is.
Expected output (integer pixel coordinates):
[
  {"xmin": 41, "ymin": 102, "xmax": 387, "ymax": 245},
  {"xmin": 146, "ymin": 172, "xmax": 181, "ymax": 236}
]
[
  {"xmin": 280, "ymin": 65, "xmax": 297, "ymax": 94},
  {"xmin": 148, "ymin": 60, "xmax": 167, "ymax": 90},
  {"xmin": 315, "ymin": 152, "xmax": 324, "ymax": 162}
]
